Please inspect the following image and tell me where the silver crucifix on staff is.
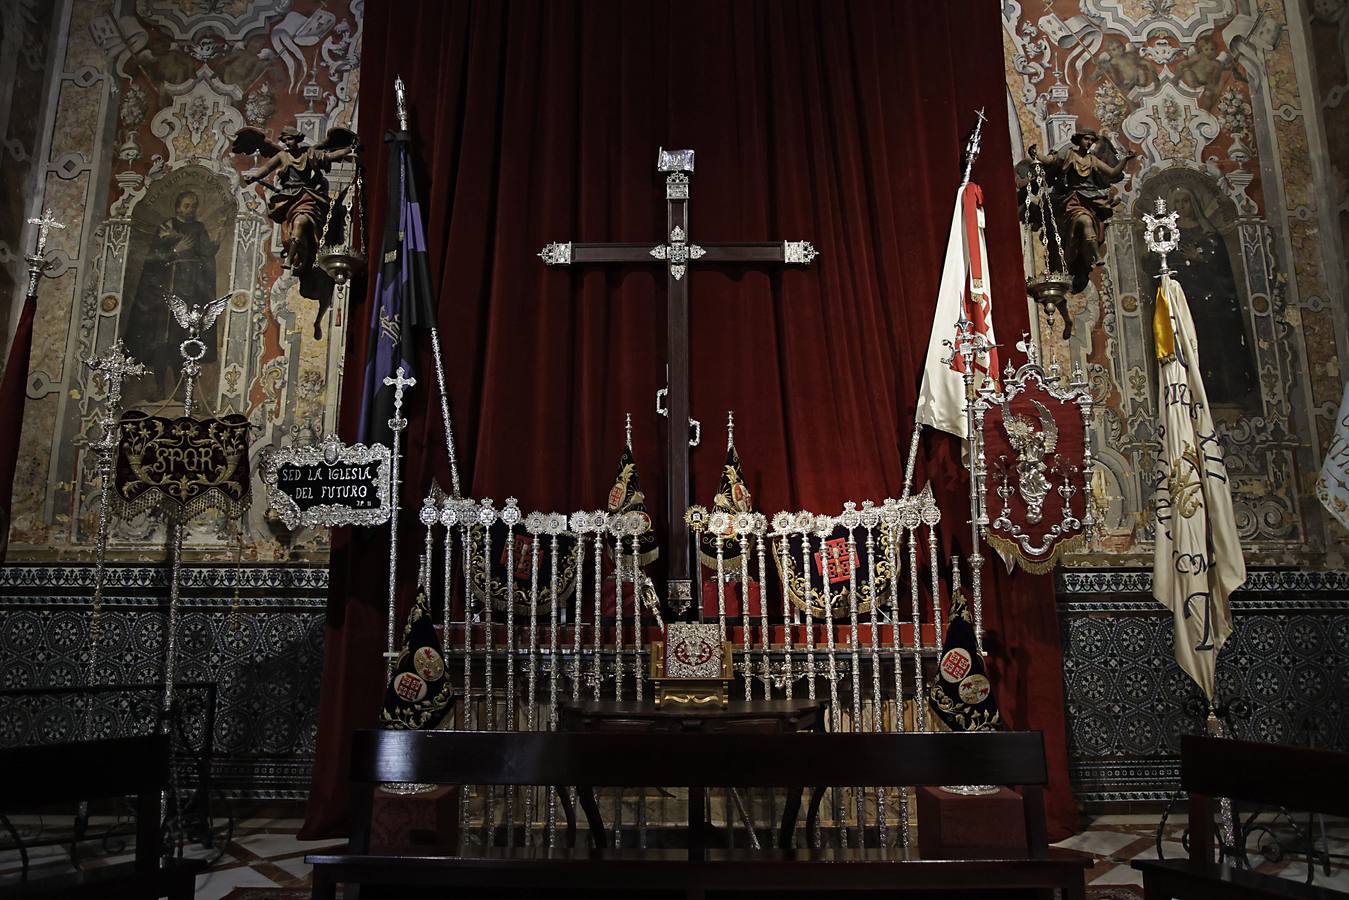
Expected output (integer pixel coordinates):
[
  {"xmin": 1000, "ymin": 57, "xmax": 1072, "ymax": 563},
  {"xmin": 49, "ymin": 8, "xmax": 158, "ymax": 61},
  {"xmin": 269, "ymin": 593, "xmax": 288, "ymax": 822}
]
[
  {"xmin": 24, "ymin": 208, "xmax": 65, "ymax": 299},
  {"xmin": 383, "ymin": 365, "xmax": 416, "ymax": 676}
]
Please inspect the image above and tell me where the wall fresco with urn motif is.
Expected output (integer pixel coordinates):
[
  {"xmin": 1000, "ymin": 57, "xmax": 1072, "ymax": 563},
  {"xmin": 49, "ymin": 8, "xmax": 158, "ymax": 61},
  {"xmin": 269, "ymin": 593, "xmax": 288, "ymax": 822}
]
[
  {"xmin": 1003, "ymin": 0, "xmax": 1347, "ymax": 567},
  {"xmin": 0, "ymin": 0, "xmax": 362, "ymax": 565}
]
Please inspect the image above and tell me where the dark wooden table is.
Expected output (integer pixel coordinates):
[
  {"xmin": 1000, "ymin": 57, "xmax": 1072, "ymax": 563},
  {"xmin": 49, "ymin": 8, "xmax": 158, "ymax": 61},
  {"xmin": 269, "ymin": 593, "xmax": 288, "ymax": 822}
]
[{"xmin": 559, "ymin": 699, "xmax": 826, "ymax": 850}]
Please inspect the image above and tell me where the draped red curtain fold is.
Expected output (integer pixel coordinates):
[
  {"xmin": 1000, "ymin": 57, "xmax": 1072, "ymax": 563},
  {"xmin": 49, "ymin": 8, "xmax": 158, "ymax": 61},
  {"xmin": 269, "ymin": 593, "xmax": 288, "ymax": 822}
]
[{"xmin": 303, "ymin": 0, "xmax": 1078, "ymax": 840}]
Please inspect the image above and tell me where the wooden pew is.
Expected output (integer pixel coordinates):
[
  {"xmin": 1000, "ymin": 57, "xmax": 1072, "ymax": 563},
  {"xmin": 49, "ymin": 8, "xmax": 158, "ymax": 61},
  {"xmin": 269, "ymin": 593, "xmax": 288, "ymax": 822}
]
[
  {"xmin": 0, "ymin": 734, "xmax": 203, "ymax": 899},
  {"xmin": 1133, "ymin": 734, "xmax": 1349, "ymax": 899},
  {"xmin": 308, "ymin": 729, "xmax": 1088, "ymax": 899}
]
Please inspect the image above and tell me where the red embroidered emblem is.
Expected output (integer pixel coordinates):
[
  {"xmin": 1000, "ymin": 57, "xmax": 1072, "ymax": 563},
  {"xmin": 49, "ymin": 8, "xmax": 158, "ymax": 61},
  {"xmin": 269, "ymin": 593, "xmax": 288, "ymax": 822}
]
[{"xmin": 814, "ymin": 537, "xmax": 852, "ymax": 584}]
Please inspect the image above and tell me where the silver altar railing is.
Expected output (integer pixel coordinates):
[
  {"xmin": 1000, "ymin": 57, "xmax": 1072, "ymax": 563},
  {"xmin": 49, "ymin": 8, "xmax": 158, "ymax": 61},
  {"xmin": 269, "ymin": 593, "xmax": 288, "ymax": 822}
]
[{"xmin": 408, "ymin": 488, "xmax": 962, "ymax": 852}]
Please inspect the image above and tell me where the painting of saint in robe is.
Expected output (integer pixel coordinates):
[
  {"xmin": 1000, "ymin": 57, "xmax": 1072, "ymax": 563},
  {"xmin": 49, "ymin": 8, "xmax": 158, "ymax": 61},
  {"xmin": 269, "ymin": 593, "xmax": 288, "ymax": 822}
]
[
  {"xmin": 1140, "ymin": 180, "xmax": 1260, "ymax": 413},
  {"xmin": 121, "ymin": 189, "xmax": 220, "ymax": 401}
]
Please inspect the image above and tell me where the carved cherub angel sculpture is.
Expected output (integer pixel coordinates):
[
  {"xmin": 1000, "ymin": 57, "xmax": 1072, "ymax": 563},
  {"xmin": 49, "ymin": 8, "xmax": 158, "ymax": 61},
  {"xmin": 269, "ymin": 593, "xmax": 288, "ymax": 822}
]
[
  {"xmin": 231, "ymin": 125, "xmax": 359, "ymax": 280},
  {"xmin": 1020, "ymin": 129, "xmax": 1138, "ymax": 295}
]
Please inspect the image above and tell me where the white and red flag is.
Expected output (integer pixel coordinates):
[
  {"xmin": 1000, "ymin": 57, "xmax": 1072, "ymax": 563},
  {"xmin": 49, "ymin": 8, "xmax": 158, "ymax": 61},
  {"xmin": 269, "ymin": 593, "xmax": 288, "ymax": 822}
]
[{"xmin": 915, "ymin": 183, "xmax": 1000, "ymax": 439}]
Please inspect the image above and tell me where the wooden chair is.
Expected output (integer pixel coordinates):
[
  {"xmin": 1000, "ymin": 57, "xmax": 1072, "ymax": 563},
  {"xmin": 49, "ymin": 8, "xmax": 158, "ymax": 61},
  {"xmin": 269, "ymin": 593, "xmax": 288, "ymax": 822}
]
[
  {"xmin": 0, "ymin": 734, "xmax": 202, "ymax": 899},
  {"xmin": 1133, "ymin": 734, "xmax": 1349, "ymax": 899}
]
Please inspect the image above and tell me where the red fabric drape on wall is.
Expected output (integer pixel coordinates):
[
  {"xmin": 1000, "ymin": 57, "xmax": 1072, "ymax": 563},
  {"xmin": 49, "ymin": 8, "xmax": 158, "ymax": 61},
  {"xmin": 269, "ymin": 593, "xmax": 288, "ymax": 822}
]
[{"xmin": 303, "ymin": 0, "xmax": 1078, "ymax": 840}]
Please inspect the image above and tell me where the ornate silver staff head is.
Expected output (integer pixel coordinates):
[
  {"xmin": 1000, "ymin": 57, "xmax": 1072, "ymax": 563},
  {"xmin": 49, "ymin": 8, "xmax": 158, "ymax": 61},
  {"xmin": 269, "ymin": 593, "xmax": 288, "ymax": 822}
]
[
  {"xmin": 770, "ymin": 511, "xmax": 793, "ymax": 537},
  {"xmin": 878, "ymin": 498, "xmax": 902, "ymax": 530},
  {"xmin": 547, "ymin": 512, "xmax": 568, "ymax": 535},
  {"xmin": 439, "ymin": 495, "xmax": 458, "ymax": 528},
  {"xmin": 918, "ymin": 484, "xmax": 942, "ymax": 527},
  {"xmin": 419, "ymin": 493, "xmax": 440, "ymax": 526},
  {"xmin": 393, "ymin": 74, "xmax": 409, "ymax": 132},
  {"xmin": 589, "ymin": 510, "xmax": 609, "ymax": 533},
  {"xmin": 524, "ymin": 511, "xmax": 546, "ymax": 535},
  {"xmin": 708, "ymin": 510, "xmax": 731, "ymax": 539},
  {"xmin": 860, "ymin": 500, "xmax": 880, "ymax": 530},
  {"xmin": 684, "ymin": 505, "xmax": 709, "ymax": 533},
  {"xmin": 622, "ymin": 511, "xmax": 645, "ymax": 537},
  {"xmin": 793, "ymin": 510, "xmax": 815, "ymax": 533},
  {"xmin": 500, "ymin": 497, "xmax": 521, "ymax": 528},
  {"xmin": 569, "ymin": 511, "xmax": 590, "ymax": 534},
  {"xmin": 478, "ymin": 497, "xmax": 498, "ymax": 526},
  {"xmin": 811, "ymin": 515, "xmax": 835, "ymax": 539},
  {"xmin": 1142, "ymin": 197, "xmax": 1180, "ymax": 278},
  {"xmin": 898, "ymin": 496, "xmax": 922, "ymax": 531},
  {"xmin": 839, "ymin": 500, "xmax": 861, "ymax": 531},
  {"xmin": 733, "ymin": 511, "xmax": 755, "ymax": 537}
]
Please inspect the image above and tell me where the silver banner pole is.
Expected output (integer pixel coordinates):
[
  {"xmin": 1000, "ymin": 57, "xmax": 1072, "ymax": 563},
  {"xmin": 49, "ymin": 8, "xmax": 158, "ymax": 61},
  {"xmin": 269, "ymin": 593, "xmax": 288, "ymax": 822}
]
[
  {"xmin": 501, "ymin": 499, "xmax": 519, "ymax": 848},
  {"xmin": 861, "ymin": 503, "xmax": 888, "ymax": 847}
]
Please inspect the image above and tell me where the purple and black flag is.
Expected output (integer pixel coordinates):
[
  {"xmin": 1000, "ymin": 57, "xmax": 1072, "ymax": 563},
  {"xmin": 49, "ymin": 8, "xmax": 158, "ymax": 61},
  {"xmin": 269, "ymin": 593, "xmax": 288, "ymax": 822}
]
[{"xmin": 357, "ymin": 125, "xmax": 437, "ymax": 448}]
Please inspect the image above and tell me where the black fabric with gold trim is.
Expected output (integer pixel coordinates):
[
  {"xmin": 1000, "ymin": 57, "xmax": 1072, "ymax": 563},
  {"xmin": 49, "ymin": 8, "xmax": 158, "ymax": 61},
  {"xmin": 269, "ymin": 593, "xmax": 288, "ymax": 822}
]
[
  {"xmin": 927, "ymin": 589, "xmax": 1001, "ymax": 732},
  {"xmin": 113, "ymin": 411, "xmax": 251, "ymax": 523},
  {"xmin": 606, "ymin": 443, "xmax": 658, "ymax": 565},
  {"xmin": 771, "ymin": 524, "xmax": 896, "ymax": 618},
  {"xmin": 467, "ymin": 526, "xmax": 578, "ymax": 615},
  {"xmin": 699, "ymin": 444, "xmax": 755, "ymax": 572},
  {"xmin": 381, "ymin": 587, "xmax": 456, "ymax": 730}
]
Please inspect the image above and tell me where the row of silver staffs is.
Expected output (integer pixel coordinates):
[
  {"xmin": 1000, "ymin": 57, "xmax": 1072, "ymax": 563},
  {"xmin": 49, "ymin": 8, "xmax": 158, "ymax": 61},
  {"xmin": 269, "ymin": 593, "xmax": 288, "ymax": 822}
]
[
  {"xmin": 412, "ymin": 491, "xmax": 959, "ymax": 853},
  {"xmin": 415, "ymin": 491, "xmax": 955, "ymax": 714}
]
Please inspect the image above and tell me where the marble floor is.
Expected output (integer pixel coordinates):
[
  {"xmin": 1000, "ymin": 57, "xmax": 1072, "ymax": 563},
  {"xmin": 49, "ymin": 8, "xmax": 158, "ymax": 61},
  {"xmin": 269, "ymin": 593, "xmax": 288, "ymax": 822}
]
[{"xmin": 2, "ymin": 806, "xmax": 1346, "ymax": 897}]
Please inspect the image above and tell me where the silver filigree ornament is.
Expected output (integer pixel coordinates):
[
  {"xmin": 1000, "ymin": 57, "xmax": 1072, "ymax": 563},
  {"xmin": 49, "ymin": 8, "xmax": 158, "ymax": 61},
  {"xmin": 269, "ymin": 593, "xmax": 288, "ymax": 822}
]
[
  {"xmin": 783, "ymin": 240, "xmax": 819, "ymax": 265},
  {"xmin": 649, "ymin": 225, "xmax": 705, "ymax": 281},
  {"xmin": 259, "ymin": 436, "xmax": 394, "ymax": 529},
  {"xmin": 538, "ymin": 241, "xmax": 572, "ymax": 266},
  {"xmin": 1000, "ymin": 397, "xmax": 1058, "ymax": 525},
  {"xmin": 500, "ymin": 497, "xmax": 521, "ymax": 528},
  {"xmin": 1142, "ymin": 197, "xmax": 1180, "ymax": 277}
]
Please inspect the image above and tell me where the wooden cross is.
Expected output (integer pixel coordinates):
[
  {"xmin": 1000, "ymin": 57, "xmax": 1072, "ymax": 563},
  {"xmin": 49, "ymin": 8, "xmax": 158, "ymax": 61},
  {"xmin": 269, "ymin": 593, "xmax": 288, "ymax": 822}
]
[{"xmin": 540, "ymin": 148, "xmax": 817, "ymax": 606}]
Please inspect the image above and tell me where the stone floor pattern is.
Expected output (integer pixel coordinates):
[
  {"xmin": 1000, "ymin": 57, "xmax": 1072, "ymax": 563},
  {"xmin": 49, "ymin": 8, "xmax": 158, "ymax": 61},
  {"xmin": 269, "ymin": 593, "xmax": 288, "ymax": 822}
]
[{"xmin": 2, "ymin": 808, "xmax": 1346, "ymax": 897}]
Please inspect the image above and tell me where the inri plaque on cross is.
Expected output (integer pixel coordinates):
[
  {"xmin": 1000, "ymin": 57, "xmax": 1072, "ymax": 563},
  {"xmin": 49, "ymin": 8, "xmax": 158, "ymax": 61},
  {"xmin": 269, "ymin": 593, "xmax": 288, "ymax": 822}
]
[{"xmin": 539, "ymin": 148, "xmax": 817, "ymax": 606}]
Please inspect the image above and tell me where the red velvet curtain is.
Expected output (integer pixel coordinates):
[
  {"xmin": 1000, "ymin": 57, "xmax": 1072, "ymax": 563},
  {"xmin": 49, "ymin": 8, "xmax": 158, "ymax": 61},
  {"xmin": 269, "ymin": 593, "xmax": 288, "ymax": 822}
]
[{"xmin": 303, "ymin": 0, "xmax": 1078, "ymax": 839}]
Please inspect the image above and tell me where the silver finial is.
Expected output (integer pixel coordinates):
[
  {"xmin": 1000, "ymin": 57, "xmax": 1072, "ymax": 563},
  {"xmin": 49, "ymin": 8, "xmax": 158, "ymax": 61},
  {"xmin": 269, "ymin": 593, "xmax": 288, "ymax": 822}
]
[
  {"xmin": 726, "ymin": 410, "xmax": 735, "ymax": 451},
  {"xmin": 394, "ymin": 75, "xmax": 409, "ymax": 132},
  {"xmin": 960, "ymin": 108, "xmax": 988, "ymax": 187},
  {"xmin": 1142, "ymin": 197, "xmax": 1180, "ymax": 278},
  {"xmin": 624, "ymin": 412, "xmax": 632, "ymax": 449}
]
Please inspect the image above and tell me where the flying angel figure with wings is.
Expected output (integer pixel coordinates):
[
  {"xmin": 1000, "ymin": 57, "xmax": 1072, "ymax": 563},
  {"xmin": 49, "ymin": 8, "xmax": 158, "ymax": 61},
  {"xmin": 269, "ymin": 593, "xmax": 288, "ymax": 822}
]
[
  {"xmin": 1022, "ymin": 129, "xmax": 1138, "ymax": 296},
  {"xmin": 231, "ymin": 125, "xmax": 359, "ymax": 281}
]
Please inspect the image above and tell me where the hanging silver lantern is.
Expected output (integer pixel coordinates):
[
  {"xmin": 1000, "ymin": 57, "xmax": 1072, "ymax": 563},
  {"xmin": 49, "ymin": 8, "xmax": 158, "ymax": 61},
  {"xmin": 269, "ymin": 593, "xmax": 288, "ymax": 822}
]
[{"xmin": 317, "ymin": 167, "xmax": 367, "ymax": 284}]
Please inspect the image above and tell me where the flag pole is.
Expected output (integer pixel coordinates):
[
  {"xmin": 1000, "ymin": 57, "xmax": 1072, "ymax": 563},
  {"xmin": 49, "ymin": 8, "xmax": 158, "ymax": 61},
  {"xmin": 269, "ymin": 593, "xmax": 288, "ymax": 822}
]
[
  {"xmin": 394, "ymin": 75, "xmax": 462, "ymax": 498},
  {"xmin": 903, "ymin": 108, "xmax": 987, "ymax": 504}
]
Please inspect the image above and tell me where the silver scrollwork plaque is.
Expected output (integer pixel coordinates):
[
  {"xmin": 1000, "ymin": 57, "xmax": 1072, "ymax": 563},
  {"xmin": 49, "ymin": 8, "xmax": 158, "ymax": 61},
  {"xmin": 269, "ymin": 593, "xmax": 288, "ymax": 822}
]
[{"xmin": 259, "ymin": 433, "xmax": 393, "ymax": 529}]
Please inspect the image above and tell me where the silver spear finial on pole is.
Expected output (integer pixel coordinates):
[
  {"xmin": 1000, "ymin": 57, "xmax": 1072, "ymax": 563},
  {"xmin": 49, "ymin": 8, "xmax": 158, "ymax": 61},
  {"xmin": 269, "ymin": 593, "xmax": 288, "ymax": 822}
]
[
  {"xmin": 726, "ymin": 409, "xmax": 735, "ymax": 451},
  {"xmin": 394, "ymin": 74, "xmax": 409, "ymax": 132},
  {"xmin": 960, "ymin": 108, "xmax": 988, "ymax": 188}
]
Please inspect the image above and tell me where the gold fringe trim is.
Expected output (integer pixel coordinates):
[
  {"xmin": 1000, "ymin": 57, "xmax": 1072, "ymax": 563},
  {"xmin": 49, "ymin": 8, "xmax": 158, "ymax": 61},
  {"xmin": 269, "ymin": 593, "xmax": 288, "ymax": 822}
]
[{"xmin": 985, "ymin": 531, "xmax": 1086, "ymax": 575}]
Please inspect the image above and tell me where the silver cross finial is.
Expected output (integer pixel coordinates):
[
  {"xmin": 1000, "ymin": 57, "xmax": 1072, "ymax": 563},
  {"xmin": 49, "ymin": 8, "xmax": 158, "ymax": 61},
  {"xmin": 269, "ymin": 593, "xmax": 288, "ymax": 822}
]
[
  {"xmin": 384, "ymin": 365, "xmax": 416, "ymax": 433},
  {"xmin": 726, "ymin": 410, "xmax": 735, "ymax": 451},
  {"xmin": 1142, "ymin": 197, "xmax": 1180, "ymax": 278},
  {"xmin": 26, "ymin": 208, "xmax": 65, "ymax": 258},
  {"xmin": 625, "ymin": 412, "xmax": 632, "ymax": 449}
]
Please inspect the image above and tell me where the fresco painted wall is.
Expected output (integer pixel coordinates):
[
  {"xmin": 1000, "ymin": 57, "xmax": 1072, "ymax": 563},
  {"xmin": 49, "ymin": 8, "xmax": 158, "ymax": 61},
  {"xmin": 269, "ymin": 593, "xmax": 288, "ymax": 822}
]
[
  {"xmin": 0, "ymin": 0, "xmax": 361, "ymax": 798},
  {"xmin": 1004, "ymin": 0, "xmax": 1346, "ymax": 566},
  {"xmin": 1003, "ymin": 0, "xmax": 1349, "ymax": 801},
  {"xmin": 1, "ymin": 0, "xmax": 362, "ymax": 566}
]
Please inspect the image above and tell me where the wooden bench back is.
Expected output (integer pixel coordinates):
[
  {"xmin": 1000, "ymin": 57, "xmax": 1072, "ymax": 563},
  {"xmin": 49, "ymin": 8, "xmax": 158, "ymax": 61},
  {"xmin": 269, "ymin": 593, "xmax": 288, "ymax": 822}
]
[
  {"xmin": 0, "ymin": 734, "xmax": 170, "ymax": 872},
  {"xmin": 1180, "ymin": 735, "xmax": 1349, "ymax": 817},
  {"xmin": 351, "ymin": 729, "xmax": 1049, "ymax": 788}
]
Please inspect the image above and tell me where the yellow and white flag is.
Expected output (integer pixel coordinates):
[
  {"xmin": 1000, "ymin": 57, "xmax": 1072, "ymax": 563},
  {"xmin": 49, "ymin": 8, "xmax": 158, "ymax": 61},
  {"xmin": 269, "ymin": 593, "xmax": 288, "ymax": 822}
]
[
  {"xmin": 1152, "ymin": 275, "xmax": 1246, "ymax": 701},
  {"xmin": 1315, "ymin": 382, "xmax": 1349, "ymax": 531}
]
